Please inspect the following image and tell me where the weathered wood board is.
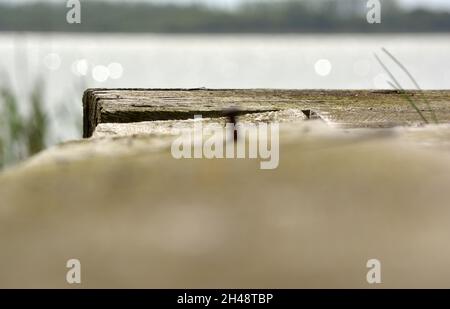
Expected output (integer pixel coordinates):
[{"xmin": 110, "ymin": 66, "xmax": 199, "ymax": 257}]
[
  {"xmin": 3, "ymin": 122, "xmax": 450, "ymax": 288},
  {"xmin": 83, "ymin": 89, "xmax": 450, "ymax": 137},
  {"xmin": 1, "ymin": 89, "xmax": 450, "ymax": 288}
]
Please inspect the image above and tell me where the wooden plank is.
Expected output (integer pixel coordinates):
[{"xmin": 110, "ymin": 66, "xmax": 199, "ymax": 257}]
[
  {"xmin": 2, "ymin": 89, "xmax": 450, "ymax": 288},
  {"xmin": 4, "ymin": 122, "xmax": 450, "ymax": 288},
  {"xmin": 83, "ymin": 89, "xmax": 450, "ymax": 137}
]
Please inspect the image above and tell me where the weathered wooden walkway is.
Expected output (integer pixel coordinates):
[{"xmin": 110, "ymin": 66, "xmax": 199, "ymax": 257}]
[
  {"xmin": 1, "ymin": 89, "xmax": 450, "ymax": 288},
  {"xmin": 83, "ymin": 89, "xmax": 450, "ymax": 137}
]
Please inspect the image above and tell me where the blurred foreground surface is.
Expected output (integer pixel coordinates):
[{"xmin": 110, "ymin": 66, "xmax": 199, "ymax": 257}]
[{"xmin": 1, "ymin": 118, "xmax": 450, "ymax": 288}]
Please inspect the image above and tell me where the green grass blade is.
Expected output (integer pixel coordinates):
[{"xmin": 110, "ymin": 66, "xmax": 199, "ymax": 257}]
[
  {"xmin": 386, "ymin": 81, "xmax": 428, "ymax": 124},
  {"xmin": 375, "ymin": 53, "xmax": 429, "ymax": 124},
  {"xmin": 382, "ymin": 48, "xmax": 438, "ymax": 123}
]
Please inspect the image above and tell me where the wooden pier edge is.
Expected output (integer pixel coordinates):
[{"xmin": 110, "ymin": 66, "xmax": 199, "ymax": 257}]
[
  {"xmin": 2, "ymin": 89, "xmax": 450, "ymax": 288},
  {"xmin": 83, "ymin": 89, "xmax": 450, "ymax": 138}
]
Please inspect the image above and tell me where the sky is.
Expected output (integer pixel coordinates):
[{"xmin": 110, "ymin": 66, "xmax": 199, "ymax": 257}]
[{"xmin": 1, "ymin": 0, "xmax": 450, "ymax": 11}]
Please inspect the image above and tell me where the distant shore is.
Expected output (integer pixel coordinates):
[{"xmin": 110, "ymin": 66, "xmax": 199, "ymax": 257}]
[{"xmin": 1, "ymin": 2, "xmax": 449, "ymax": 33}]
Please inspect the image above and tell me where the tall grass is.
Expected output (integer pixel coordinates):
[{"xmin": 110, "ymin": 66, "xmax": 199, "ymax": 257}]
[
  {"xmin": 0, "ymin": 82, "xmax": 48, "ymax": 169},
  {"xmin": 375, "ymin": 48, "xmax": 438, "ymax": 125}
]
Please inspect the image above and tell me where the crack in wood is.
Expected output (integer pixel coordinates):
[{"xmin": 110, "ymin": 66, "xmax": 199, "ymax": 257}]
[{"xmin": 83, "ymin": 89, "xmax": 450, "ymax": 138}]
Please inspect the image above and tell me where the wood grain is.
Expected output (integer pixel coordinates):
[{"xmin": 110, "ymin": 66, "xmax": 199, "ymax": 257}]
[{"xmin": 83, "ymin": 89, "xmax": 450, "ymax": 137}]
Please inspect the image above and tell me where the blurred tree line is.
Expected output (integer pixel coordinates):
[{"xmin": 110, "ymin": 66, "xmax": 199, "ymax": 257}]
[{"xmin": 0, "ymin": 0, "xmax": 449, "ymax": 33}]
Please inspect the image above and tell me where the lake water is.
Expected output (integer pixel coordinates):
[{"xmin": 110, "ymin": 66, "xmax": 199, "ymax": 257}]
[{"xmin": 0, "ymin": 33, "xmax": 449, "ymax": 143}]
